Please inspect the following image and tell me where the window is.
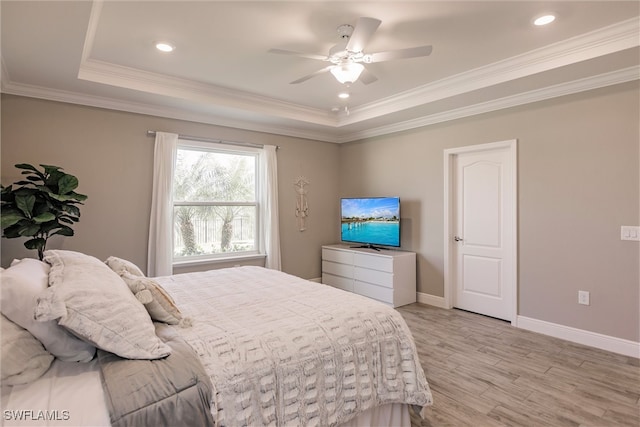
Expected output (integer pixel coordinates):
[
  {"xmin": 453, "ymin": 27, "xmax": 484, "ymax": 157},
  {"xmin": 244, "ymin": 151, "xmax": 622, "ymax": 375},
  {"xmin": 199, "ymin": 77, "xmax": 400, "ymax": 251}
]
[{"xmin": 173, "ymin": 141, "xmax": 260, "ymax": 262}]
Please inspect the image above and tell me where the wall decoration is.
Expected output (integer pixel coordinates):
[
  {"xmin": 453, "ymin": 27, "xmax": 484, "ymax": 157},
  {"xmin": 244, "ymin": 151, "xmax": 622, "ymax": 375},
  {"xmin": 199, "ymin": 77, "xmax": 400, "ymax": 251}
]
[{"xmin": 294, "ymin": 176, "xmax": 309, "ymax": 231}]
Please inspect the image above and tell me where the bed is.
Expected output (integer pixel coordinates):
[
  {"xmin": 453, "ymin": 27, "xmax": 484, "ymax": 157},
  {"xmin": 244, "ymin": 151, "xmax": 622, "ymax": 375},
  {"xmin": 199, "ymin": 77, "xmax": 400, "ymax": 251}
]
[{"xmin": 1, "ymin": 250, "xmax": 432, "ymax": 426}]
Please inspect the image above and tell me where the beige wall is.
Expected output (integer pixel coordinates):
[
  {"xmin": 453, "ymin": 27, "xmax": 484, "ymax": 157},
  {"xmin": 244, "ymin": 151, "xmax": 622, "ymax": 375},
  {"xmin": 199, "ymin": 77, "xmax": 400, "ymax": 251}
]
[
  {"xmin": 1, "ymin": 95, "xmax": 340, "ymax": 280},
  {"xmin": 2, "ymin": 81, "xmax": 638, "ymax": 343},
  {"xmin": 339, "ymin": 81, "xmax": 639, "ymax": 342}
]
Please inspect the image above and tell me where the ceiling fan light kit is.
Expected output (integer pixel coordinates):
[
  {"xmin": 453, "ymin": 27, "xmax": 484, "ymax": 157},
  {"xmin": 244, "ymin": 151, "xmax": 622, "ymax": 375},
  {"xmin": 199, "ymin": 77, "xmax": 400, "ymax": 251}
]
[
  {"xmin": 331, "ymin": 62, "xmax": 364, "ymax": 84},
  {"xmin": 269, "ymin": 16, "xmax": 432, "ymax": 86}
]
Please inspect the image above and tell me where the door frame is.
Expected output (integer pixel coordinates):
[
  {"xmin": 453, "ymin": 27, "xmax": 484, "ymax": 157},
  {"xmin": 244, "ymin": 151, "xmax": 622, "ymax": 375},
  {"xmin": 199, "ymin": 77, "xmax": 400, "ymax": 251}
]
[{"xmin": 443, "ymin": 139, "xmax": 518, "ymax": 326}]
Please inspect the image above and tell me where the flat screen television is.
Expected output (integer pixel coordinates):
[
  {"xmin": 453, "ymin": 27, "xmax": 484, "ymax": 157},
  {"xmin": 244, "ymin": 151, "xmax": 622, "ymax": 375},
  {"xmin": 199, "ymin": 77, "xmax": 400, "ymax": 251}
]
[{"xmin": 340, "ymin": 197, "xmax": 400, "ymax": 250}]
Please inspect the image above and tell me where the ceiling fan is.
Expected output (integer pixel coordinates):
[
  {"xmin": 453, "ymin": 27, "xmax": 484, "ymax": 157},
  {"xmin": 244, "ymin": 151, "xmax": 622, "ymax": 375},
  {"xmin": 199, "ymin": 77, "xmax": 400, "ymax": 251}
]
[{"xmin": 269, "ymin": 17, "xmax": 432, "ymax": 85}]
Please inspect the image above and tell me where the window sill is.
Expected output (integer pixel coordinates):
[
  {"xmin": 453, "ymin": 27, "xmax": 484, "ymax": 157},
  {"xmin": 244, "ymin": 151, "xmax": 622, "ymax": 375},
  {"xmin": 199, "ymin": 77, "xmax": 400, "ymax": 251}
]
[{"xmin": 172, "ymin": 253, "xmax": 266, "ymax": 268}]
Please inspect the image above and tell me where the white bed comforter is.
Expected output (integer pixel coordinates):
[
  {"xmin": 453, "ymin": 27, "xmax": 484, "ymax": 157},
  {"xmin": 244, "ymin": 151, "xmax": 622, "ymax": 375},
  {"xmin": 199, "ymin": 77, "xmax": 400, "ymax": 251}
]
[{"xmin": 157, "ymin": 266, "xmax": 432, "ymax": 427}]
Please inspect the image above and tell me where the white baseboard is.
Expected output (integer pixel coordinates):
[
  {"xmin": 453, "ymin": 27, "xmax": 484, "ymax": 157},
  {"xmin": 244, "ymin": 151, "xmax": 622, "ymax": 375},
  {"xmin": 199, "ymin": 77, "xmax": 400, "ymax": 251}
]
[
  {"xmin": 308, "ymin": 277, "xmax": 322, "ymax": 283},
  {"xmin": 416, "ymin": 292, "xmax": 448, "ymax": 309},
  {"xmin": 412, "ymin": 294, "xmax": 639, "ymax": 358},
  {"xmin": 517, "ymin": 315, "xmax": 640, "ymax": 358}
]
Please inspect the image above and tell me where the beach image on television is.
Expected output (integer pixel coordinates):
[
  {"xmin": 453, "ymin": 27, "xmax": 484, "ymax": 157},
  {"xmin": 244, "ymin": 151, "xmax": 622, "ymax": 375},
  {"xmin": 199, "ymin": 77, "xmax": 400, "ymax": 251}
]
[{"xmin": 341, "ymin": 197, "xmax": 400, "ymax": 247}]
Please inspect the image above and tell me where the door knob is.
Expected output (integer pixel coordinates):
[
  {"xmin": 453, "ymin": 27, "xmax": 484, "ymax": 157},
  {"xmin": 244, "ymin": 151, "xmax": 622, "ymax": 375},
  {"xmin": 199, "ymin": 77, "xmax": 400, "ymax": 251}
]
[{"xmin": 454, "ymin": 236, "xmax": 463, "ymax": 242}]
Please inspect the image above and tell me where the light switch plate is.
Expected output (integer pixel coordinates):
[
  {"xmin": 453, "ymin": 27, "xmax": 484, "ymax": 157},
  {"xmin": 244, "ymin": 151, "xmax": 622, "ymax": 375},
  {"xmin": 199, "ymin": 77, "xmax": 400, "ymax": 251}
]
[
  {"xmin": 578, "ymin": 290, "xmax": 590, "ymax": 305},
  {"xmin": 621, "ymin": 226, "xmax": 640, "ymax": 241}
]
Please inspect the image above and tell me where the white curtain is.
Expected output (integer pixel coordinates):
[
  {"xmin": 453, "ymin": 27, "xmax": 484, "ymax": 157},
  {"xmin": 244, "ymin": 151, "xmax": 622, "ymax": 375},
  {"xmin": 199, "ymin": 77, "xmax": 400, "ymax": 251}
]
[
  {"xmin": 261, "ymin": 145, "xmax": 281, "ymax": 270},
  {"xmin": 147, "ymin": 132, "xmax": 178, "ymax": 277}
]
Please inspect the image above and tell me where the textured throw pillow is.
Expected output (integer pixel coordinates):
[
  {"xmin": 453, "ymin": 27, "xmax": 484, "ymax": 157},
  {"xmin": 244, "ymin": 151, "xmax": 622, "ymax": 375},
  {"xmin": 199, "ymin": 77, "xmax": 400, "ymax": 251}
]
[
  {"xmin": 0, "ymin": 258, "xmax": 96, "ymax": 362},
  {"xmin": 105, "ymin": 256, "xmax": 145, "ymax": 277},
  {"xmin": 1, "ymin": 314, "xmax": 54, "ymax": 386},
  {"xmin": 120, "ymin": 272, "xmax": 191, "ymax": 327},
  {"xmin": 35, "ymin": 250, "xmax": 171, "ymax": 360}
]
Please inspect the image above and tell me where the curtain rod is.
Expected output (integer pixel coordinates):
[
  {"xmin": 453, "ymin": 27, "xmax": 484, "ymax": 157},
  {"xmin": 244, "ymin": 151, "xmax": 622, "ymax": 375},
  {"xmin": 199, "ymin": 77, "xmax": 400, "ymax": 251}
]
[{"xmin": 146, "ymin": 131, "xmax": 279, "ymax": 150}]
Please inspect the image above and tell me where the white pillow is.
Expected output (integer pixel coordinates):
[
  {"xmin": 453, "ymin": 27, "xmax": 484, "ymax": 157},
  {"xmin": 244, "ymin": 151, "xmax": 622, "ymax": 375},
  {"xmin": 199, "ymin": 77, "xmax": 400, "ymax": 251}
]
[
  {"xmin": 120, "ymin": 272, "xmax": 191, "ymax": 327},
  {"xmin": 105, "ymin": 256, "xmax": 145, "ymax": 277},
  {"xmin": 35, "ymin": 250, "xmax": 171, "ymax": 360},
  {"xmin": 0, "ymin": 258, "xmax": 95, "ymax": 362},
  {"xmin": 1, "ymin": 314, "xmax": 54, "ymax": 386}
]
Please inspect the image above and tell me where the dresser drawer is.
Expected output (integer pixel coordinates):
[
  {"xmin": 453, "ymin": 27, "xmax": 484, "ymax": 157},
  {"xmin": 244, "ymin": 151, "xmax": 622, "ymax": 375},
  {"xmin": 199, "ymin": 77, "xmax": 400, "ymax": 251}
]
[
  {"xmin": 354, "ymin": 253, "xmax": 393, "ymax": 272},
  {"xmin": 322, "ymin": 260, "xmax": 354, "ymax": 278},
  {"xmin": 354, "ymin": 281, "xmax": 393, "ymax": 304},
  {"xmin": 321, "ymin": 245, "xmax": 416, "ymax": 308},
  {"xmin": 323, "ymin": 273, "xmax": 354, "ymax": 292},
  {"xmin": 322, "ymin": 248, "xmax": 354, "ymax": 264},
  {"xmin": 354, "ymin": 266, "xmax": 393, "ymax": 288}
]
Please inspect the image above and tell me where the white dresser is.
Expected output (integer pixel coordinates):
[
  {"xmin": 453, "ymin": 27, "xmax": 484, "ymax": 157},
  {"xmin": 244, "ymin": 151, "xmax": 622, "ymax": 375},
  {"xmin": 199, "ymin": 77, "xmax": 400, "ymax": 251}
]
[{"xmin": 321, "ymin": 244, "xmax": 416, "ymax": 307}]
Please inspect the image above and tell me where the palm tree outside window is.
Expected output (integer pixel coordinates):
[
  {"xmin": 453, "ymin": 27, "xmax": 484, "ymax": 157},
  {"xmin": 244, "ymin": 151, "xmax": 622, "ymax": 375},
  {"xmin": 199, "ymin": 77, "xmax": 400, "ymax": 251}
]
[{"xmin": 173, "ymin": 144, "xmax": 259, "ymax": 261}]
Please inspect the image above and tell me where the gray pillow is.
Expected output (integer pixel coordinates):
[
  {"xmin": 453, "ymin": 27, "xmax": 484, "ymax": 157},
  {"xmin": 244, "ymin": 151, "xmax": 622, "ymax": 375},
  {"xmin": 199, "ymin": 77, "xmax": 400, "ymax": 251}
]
[
  {"xmin": 1, "ymin": 314, "xmax": 54, "ymax": 386},
  {"xmin": 0, "ymin": 258, "xmax": 95, "ymax": 362},
  {"xmin": 35, "ymin": 250, "xmax": 171, "ymax": 360}
]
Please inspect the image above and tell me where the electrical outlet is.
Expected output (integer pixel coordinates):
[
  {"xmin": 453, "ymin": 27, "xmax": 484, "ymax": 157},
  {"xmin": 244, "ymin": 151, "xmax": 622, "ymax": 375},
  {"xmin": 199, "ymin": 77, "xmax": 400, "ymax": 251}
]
[
  {"xmin": 621, "ymin": 226, "xmax": 640, "ymax": 241},
  {"xmin": 578, "ymin": 290, "xmax": 590, "ymax": 306}
]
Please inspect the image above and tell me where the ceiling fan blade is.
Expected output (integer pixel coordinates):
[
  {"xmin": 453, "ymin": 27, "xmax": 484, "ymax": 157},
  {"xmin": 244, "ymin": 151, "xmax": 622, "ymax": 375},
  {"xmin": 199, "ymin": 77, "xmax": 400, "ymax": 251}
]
[
  {"xmin": 368, "ymin": 45, "xmax": 432, "ymax": 63},
  {"xmin": 290, "ymin": 66, "xmax": 333, "ymax": 84},
  {"xmin": 268, "ymin": 48, "xmax": 328, "ymax": 62},
  {"xmin": 346, "ymin": 17, "xmax": 381, "ymax": 53},
  {"xmin": 359, "ymin": 68, "xmax": 378, "ymax": 85}
]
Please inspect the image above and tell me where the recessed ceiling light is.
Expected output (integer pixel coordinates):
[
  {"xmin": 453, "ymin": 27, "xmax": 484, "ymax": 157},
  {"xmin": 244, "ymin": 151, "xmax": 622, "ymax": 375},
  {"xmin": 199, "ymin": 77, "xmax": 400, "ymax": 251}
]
[
  {"xmin": 155, "ymin": 42, "xmax": 175, "ymax": 53},
  {"xmin": 338, "ymin": 92, "xmax": 350, "ymax": 99},
  {"xmin": 533, "ymin": 14, "xmax": 556, "ymax": 26}
]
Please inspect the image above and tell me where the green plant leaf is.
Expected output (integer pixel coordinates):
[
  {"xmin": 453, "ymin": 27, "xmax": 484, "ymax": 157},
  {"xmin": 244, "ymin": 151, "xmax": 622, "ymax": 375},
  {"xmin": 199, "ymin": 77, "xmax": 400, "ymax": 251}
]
[
  {"xmin": 51, "ymin": 225, "xmax": 74, "ymax": 237},
  {"xmin": 62, "ymin": 204, "xmax": 80, "ymax": 217},
  {"xmin": 15, "ymin": 194, "xmax": 35, "ymax": 217},
  {"xmin": 39, "ymin": 221, "xmax": 61, "ymax": 233},
  {"xmin": 24, "ymin": 237, "xmax": 46, "ymax": 250},
  {"xmin": 57, "ymin": 174, "xmax": 79, "ymax": 194},
  {"xmin": 41, "ymin": 165, "xmax": 63, "ymax": 175},
  {"xmin": 1, "ymin": 210, "xmax": 25, "ymax": 228},
  {"xmin": 16, "ymin": 164, "xmax": 45, "ymax": 181},
  {"xmin": 15, "ymin": 164, "xmax": 38, "ymax": 172},
  {"xmin": 18, "ymin": 223, "xmax": 41, "ymax": 237},
  {"xmin": 46, "ymin": 170, "xmax": 65, "ymax": 189},
  {"xmin": 69, "ymin": 191, "xmax": 88, "ymax": 202},
  {"xmin": 33, "ymin": 212, "xmax": 56, "ymax": 223}
]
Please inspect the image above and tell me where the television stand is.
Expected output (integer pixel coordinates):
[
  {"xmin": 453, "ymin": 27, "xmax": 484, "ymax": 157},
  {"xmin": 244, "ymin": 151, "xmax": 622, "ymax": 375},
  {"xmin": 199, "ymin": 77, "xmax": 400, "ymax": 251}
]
[
  {"xmin": 350, "ymin": 244, "xmax": 383, "ymax": 251},
  {"xmin": 321, "ymin": 244, "xmax": 417, "ymax": 307}
]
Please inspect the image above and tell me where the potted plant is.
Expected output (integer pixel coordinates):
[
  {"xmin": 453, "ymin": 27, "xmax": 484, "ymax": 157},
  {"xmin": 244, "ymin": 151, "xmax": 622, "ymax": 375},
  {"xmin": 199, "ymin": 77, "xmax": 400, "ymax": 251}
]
[{"xmin": 1, "ymin": 163, "xmax": 87, "ymax": 260}]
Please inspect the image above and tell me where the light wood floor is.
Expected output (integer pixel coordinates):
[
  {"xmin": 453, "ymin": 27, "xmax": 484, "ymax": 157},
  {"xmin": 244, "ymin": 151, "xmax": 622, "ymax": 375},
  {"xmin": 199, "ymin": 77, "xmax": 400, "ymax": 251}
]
[{"xmin": 398, "ymin": 303, "xmax": 640, "ymax": 427}]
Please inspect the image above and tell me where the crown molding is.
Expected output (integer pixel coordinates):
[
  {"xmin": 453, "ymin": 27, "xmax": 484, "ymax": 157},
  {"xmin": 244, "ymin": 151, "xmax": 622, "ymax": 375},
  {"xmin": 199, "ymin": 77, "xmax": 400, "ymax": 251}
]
[
  {"xmin": 0, "ymin": 79, "xmax": 341, "ymax": 143},
  {"xmin": 78, "ymin": 59, "xmax": 338, "ymax": 128},
  {"xmin": 3, "ymin": 66, "xmax": 637, "ymax": 145},
  {"xmin": 343, "ymin": 17, "xmax": 640, "ymax": 125},
  {"xmin": 336, "ymin": 66, "xmax": 640, "ymax": 143}
]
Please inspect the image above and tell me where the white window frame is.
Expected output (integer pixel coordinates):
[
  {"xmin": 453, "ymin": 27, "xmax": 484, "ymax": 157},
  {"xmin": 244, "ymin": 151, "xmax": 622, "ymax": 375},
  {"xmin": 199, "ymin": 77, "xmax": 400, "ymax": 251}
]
[{"xmin": 172, "ymin": 140, "xmax": 263, "ymax": 265}]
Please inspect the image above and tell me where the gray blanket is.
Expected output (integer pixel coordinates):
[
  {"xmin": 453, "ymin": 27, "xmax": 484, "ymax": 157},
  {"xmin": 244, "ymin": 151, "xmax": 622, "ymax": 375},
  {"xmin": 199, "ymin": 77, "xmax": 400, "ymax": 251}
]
[{"xmin": 98, "ymin": 323, "xmax": 215, "ymax": 427}]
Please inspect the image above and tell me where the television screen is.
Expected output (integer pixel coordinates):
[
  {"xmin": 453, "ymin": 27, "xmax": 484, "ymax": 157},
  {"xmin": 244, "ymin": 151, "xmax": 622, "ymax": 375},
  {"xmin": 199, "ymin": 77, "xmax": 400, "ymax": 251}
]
[{"xmin": 341, "ymin": 197, "xmax": 401, "ymax": 248}]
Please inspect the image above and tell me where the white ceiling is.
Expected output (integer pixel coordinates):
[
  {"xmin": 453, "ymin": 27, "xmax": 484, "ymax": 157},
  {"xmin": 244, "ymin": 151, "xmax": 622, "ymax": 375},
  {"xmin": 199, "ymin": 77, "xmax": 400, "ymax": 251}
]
[{"xmin": 2, "ymin": 1, "xmax": 639, "ymax": 143}]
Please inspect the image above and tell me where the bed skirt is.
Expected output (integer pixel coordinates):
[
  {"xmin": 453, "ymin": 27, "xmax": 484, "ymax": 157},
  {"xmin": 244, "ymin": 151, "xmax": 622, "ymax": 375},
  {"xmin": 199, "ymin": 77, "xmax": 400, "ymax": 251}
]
[{"xmin": 339, "ymin": 402, "xmax": 410, "ymax": 427}]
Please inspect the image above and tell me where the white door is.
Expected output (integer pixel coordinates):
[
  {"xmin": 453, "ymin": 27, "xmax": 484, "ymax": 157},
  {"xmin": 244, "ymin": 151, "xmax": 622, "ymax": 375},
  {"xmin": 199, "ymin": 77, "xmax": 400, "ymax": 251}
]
[{"xmin": 451, "ymin": 143, "xmax": 516, "ymax": 321}]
